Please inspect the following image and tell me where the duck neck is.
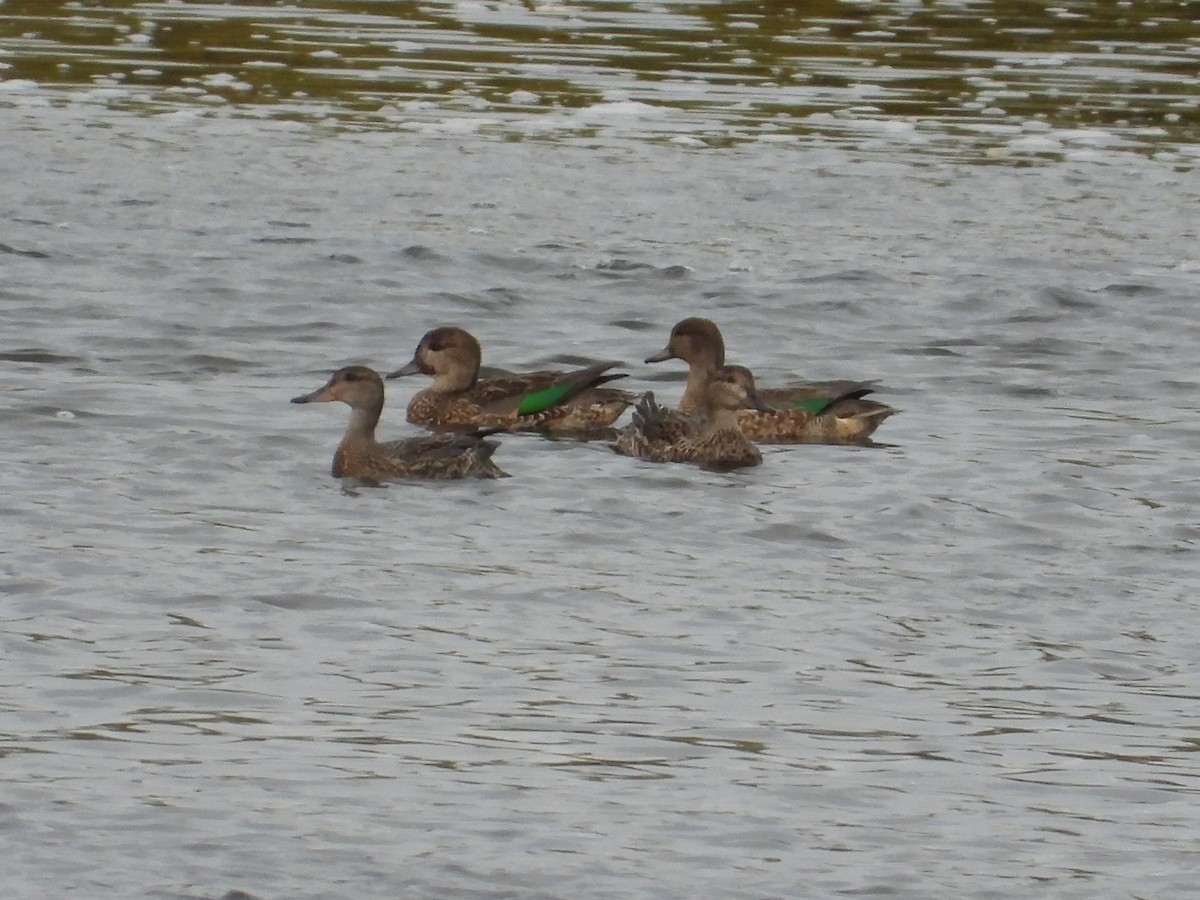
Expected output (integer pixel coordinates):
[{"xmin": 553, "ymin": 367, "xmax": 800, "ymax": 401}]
[
  {"xmin": 340, "ymin": 399, "xmax": 382, "ymax": 448},
  {"xmin": 681, "ymin": 362, "xmax": 717, "ymax": 414}
]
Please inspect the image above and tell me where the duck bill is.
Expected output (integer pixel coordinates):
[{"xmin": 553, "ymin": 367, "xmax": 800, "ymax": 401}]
[
  {"xmin": 386, "ymin": 357, "xmax": 422, "ymax": 379},
  {"xmin": 290, "ymin": 383, "xmax": 337, "ymax": 404},
  {"xmin": 644, "ymin": 346, "xmax": 674, "ymax": 364},
  {"xmin": 745, "ymin": 389, "xmax": 774, "ymax": 413}
]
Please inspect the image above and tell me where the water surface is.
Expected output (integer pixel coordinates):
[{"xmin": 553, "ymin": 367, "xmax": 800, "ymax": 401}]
[
  {"xmin": 3, "ymin": 3, "xmax": 1200, "ymax": 899},
  {"xmin": 2, "ymin": 0, "xmax": 1199, "ymax": 158}
]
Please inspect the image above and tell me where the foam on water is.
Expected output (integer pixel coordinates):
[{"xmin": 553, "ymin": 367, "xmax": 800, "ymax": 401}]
[{"xmin": 1, "ymin": 0, "xmax": 1197, "ymax": 159}]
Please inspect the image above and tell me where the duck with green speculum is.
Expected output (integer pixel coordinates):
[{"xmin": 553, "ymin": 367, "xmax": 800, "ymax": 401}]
[
  {"xmin": 645, "ymin": 317, "xmax": 897, "ymax": 444},
  {"xmin": 292, "ymin": 366, "xmax": 507, "ymax": 481},
  {"xmin": 614, "ymin": 365, "xmax": 769, "ymax": 472},
  {"xmin": 388, "ymin": 326, "xmax": 636, "ymax": 436}
]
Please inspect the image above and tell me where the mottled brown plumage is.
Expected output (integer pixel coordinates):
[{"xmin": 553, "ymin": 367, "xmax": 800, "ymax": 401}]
[
  {"xmin": 645, "ymin": 316, "xmax": 896, "ymax": 444},
  {"xmin": 291, "ymin": 366, "xmax": 507, "ymax": 481},
  {"xmin": 614, "ymin": 365, "xmax": 766, "ymax": 472},
  {"xmin": 737, "ymin": 397, "xmax": 896, "ymax": 444},
  {"xmin": 388, "ymin": 326, "xmax": 635, "ymax": 436}
]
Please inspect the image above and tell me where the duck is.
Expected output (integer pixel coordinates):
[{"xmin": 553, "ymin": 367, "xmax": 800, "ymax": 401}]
[
  {"xmin": 644, "ymin": 316, "xmax": 896, "ymax": 444},
  {"xmin": 614, "ymin": 365, "xmax": 768, "ymax": 472},
  {"xmin": 291, "ymin": 366, "xmax": 507, "ymax": 480},
  {"xmin": 387, "ymin": 326, "xmax": 636, "ymax": 436}
]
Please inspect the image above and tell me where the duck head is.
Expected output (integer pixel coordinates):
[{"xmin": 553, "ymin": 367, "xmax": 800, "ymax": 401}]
[
  {"xmin": 291, "ymin": 365, "xmax": 385, "ymax": 409},
  {"xmin": 706, "ymin": 364, "xmax": 772, "ymax": 414},
  {"xmin": 645, "ymin": 317, "xmax": 726, "ymax": 368},
  {"xmin": 387, "ymin": 326, "xmax": 482, "ymax": 391}
]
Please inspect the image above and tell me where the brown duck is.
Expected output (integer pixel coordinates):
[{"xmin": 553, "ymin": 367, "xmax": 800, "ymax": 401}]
[
  {"xmin": 291, "ymin": 366, "xmax": 507, "ymax": 480},
  {"xmin": 645, "ymin": 316, "xmax": 897, "ymax": 444},
  {"xmin": 388, "ymin": 326, "xmax": 635, "ymax": 435},
  {"xmin": 614, "ymin": 365, "xmax": 769, "ymax": 472}
]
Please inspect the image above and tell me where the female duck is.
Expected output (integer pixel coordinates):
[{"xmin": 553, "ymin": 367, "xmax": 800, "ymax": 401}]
[
  {"xmin": 291, "ymin": 366, "xmax": 507, "ymax": 480},
  {"xmin": 388, "ymin": 326, "xmax": 635, "ymax": 436},
  {"xmin": 614, "ymin": 365, "xmax": 769, "ymax": 472},
  {"xmin": 645, "ymin": 317, "xmax": 896, "ymax": 444}
]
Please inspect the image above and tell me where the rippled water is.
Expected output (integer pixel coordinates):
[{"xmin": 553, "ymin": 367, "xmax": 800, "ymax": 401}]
[
  {"xmin": 4, "ymin": 3, "xmax": 1200, "ymax": 899},
  {"xmin": 3, "ymin": 0, "xmax": 1200, "ymax": 158}
]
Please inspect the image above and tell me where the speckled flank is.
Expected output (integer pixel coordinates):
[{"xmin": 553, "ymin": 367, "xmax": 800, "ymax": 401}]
[{"xmin": 736, "ymin": 403, "xmax": 897, "ymax": 444}]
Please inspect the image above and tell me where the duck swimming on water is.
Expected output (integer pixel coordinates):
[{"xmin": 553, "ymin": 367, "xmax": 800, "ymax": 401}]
[
  {"xmin": 614, "ymin": 365, "xmax": 769, "ymax": 472},
  {"xmin": 645, "ymin": 317, "xmax": 897, "ymax": 444},
  {"xmin": 291, "ymin": 366, "xmax": 507, "ymax": 481},
  {"xmin": 388, "ymin": 326, "xmax": 636, "ymax": 436}
]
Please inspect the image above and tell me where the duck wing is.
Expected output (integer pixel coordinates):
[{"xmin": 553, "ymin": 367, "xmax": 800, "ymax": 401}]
[
  {"xmin": 760, "ymin": 380, "xmax": 879, "ymax": 411},
  {"xmin": 813, "ymin": 389, "xmax": 896, "ymax": 420},
  {"xmin": 375, "ymin": 431, "xmax": 508, "ymax": 478},
  {"xmin": 476, "ymin": 362, "xmax": 628, "ymax": 416}
]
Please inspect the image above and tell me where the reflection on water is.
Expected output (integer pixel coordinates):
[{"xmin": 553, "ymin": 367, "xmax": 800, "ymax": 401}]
[{"xmin": 2, "ymin": 0, "xmax": 1198, "ymax": 157}]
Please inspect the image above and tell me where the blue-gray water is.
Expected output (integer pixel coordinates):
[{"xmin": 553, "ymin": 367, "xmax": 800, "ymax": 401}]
[{"xmin": 3, "ymin": 3, "xmax": 1200, "ymax": 899}]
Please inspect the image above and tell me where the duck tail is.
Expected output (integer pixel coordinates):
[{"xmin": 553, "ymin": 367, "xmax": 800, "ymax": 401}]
[
  {"xmin": 468, "ymin": 435, "xmax": 510, "ymax": 478},
  {"xmin": 631, "ymin": 391, "xmax": 680, "ymax": 441},
  {"xmin": 817, "ymin": 390, "xmax": 897, "ymax": 421},
  {"xmin": 553, "ymin": 363, "xmax": 629, "ymax": 408}
]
